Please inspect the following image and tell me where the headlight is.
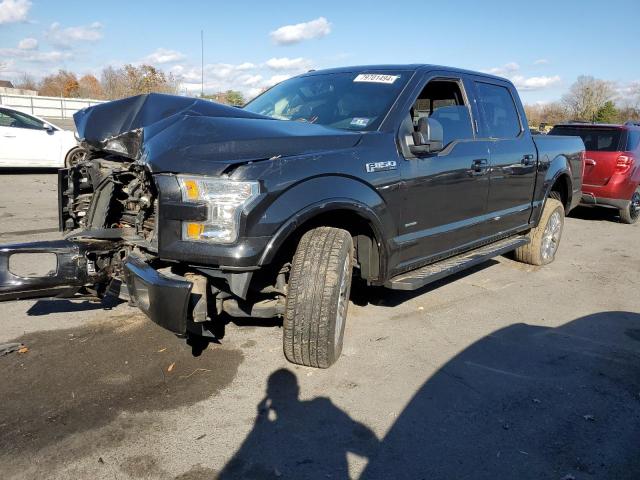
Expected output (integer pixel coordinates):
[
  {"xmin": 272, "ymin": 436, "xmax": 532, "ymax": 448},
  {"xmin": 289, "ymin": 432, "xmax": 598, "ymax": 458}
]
[{"xmin": 177, "ymin": 176, "xmax": 260, "ymax": 244}]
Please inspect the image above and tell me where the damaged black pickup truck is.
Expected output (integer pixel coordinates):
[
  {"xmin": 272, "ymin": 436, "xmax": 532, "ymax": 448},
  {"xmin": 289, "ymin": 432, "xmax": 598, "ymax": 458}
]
[{"xmin": 0, "ymin": 65, "xmax": 584, "ymax": 368}]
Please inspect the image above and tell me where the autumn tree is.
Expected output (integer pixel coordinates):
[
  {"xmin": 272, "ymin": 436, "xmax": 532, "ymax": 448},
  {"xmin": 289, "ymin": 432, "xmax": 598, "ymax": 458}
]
[
  {"xmin": 100, "ymin": 64, "xmax": 179, "ymax": 100},
  {"xmin": 201, "ymin": 90, "xmax": 245, "ymax": 106},
  {"xmin": 14, "ymin": 73, "xmax": 38, "ymax": 91},
  {"xmin": 562, "ymin": 76, "xmax": 615, "ymax": 121},
  {"xmin": 78, "ymin": 74, "xmax": 104, "ymax": 99},
  {"xmin": 524, "ymin": 102, "xmax": 569, "ymax": 128},
  {"xmin": 39, "ymin": 70, "xmax": 80, "ymax": 98}
]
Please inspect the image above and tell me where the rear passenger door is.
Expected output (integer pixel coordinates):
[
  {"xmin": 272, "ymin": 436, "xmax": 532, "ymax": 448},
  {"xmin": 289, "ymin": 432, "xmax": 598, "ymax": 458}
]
[{"xmin": 473, "ymin": 80, "xmax": 537, "ymax": 235}]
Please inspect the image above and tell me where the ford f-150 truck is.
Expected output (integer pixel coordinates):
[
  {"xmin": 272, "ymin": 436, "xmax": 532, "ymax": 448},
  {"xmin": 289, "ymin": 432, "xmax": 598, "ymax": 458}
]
[{"xmin": 0, "ymin": 65, "xmax": 584, "ymax": 368}]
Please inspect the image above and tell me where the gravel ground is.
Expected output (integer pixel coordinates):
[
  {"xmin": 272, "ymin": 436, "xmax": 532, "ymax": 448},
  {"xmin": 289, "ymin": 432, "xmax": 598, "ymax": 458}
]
[{"xmin": 0, "ymin": 172, "xmax": 638, "ymax": 480}]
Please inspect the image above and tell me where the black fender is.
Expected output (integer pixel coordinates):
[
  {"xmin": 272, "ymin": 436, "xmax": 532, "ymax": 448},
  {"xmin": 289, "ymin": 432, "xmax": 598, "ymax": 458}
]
[
  {"xmin": 255, "ymin": 175, "xmax": 395, "ymax": 277},
  {"xmin": 530, "ymin": 153, "xmax": 573, "ymax": 225}
]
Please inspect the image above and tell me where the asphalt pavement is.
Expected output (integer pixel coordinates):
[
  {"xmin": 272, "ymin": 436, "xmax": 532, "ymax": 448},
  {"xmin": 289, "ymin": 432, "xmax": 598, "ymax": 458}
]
[{"xmin": 0, "ymin": 172, "xmax": 638, "ymax": 479}]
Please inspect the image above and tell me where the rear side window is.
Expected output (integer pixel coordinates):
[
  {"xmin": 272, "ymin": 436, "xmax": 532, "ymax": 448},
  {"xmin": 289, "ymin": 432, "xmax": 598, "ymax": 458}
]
[
  {"xmin": 549, "ymin": 126, "xmax": 624, "ymax": 152},
  {"xmin": 475, "ymin": 82, "xmax": 522, "ymax": 139},
  {"xmin": 626, "ymin": 130, "xmax": 640, "ymax": 151}
]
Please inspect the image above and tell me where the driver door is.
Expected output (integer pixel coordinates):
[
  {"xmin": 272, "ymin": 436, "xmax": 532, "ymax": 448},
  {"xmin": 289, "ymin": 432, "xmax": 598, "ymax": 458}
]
[{"xmin": 396, "ymin": 75, "xmax": 493, "ymax": 270}]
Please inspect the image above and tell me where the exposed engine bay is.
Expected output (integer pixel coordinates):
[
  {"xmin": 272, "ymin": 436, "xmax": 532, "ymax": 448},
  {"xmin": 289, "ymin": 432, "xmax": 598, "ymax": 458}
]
[
  {"xmin": 0, "ymin": 93, "xmax": 301, "ymax": 340},
  {"xmin": 60, "ymin": 156, "xmax": 157, "ymax": 244}
]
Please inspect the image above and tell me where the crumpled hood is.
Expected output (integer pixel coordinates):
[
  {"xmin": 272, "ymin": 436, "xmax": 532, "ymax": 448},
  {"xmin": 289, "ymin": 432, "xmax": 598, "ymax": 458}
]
[{"xmin": 74, "ymin": 93, "xmax": 362, "ymax": 174}]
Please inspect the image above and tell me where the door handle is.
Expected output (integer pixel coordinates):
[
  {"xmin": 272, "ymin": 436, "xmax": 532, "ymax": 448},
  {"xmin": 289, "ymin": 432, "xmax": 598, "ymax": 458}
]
[
  {"xmin": 521, "ymin": 154, "xmax": 535, "ymax": 166},
  {"xmin": 471, "ymin": 159, "xmax": 489, "ymax": 175},
  {"xmin": 585, "ymin": 158, "xmax": 596, "ymax": 166},
  {"xmin": 2, "ymin": 135, "xmax": 16, "ymax": 138}
]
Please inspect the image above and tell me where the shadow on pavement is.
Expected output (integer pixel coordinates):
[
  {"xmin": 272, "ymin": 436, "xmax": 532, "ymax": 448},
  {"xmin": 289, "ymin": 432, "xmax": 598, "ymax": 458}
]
[
  {"xmin": 569, "ymin": 205, "xmax": 621, "ymax": 223},
  {"xmin": 218, "ymin": 311, "xmax": 640, "ymax": 479},
  {"xmin": 26, "ymin": 296, "xmax": 123, "ymax": 316},
  {"xmin": 218, "ymin": 368, "xmax": 378, "ymax": 479},
  {"xmin": 352, "ymin": 260, "xmax": 499, "ymax": 308}
]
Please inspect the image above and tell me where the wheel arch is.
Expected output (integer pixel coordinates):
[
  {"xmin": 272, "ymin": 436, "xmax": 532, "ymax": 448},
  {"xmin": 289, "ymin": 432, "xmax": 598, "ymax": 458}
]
[{"xmin": 258, "ymin": 200, "xmax": 387, "ymax": 283}]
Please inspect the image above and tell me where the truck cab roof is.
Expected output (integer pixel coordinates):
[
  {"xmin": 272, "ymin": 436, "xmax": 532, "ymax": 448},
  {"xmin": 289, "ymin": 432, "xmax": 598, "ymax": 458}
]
[{"xmin": 298, "ymin": 64, "xmax": 511, "ymax": 84}]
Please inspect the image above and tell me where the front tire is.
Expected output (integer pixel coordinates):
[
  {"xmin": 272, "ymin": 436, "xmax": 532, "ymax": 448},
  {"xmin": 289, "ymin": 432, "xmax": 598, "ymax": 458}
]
[
  {"xmin": 283, "ymin": 227, "xmax": 354, "ymax": 368},
  {"xmin": 619, "ymin": 188, "xmax": 640, "ymax": 224},
  {"xmin": 513, "ymin": 196, "xmax": 565, "ymax": 266}
]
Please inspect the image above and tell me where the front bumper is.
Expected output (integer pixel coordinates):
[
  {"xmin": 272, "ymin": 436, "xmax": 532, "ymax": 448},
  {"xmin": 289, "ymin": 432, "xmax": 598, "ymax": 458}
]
[{"xmin": 123, "ymin": 253, "xmax": 193, "ymax": 335}]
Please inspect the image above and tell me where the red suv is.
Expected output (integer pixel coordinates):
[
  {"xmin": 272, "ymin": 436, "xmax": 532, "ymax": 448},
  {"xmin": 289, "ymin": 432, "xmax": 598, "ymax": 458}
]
[{"xmin": 550, "ymin": 122, "xmax": 640, "ymax": 223}]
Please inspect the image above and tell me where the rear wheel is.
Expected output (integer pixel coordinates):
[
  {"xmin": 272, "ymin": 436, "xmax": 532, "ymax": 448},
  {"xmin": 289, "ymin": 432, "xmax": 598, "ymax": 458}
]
[
  {"xmin": 513, "ymin": 195, "xmax": 565, "ymax": 266},
  {"xmin": 619, "ymin": 188, "xmax": 640, "ymax": 224},
  {"xmin": 283, "ymin": 227, "xmax": 353, "ymax": 368}
]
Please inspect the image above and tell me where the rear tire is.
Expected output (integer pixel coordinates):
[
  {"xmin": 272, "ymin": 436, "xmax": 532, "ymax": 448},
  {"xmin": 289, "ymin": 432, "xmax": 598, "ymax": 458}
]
[
  {"xmin": 513, "ymin": 195, "xmax": 565, "ymax": 266},
  {"xmin": 619, "ymin": 188, "xmax": 640, "ymax": 224},
  {"xmin": 283, "ymin": 227, "xmax": 353, "ymax": 368}
]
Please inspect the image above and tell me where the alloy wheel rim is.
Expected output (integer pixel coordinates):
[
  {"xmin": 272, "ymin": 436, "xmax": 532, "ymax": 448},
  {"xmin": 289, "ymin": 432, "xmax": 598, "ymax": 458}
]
[
  {"xmin": 68, "ymin": 149, "xmax": 85, "ymax": 167},
  {"xmin": 334, "ymin": 255, "xmax": 350, "ymax": 346},
  {"xmin": 541, "ymin": 211, "xmax": 562, "ymax": 261}
]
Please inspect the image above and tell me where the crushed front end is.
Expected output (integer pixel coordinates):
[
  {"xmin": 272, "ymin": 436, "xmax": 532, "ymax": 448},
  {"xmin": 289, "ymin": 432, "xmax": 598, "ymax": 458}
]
[{"xmin": 0, "ymin": 93, "xmax": 288, "ymax": 339}]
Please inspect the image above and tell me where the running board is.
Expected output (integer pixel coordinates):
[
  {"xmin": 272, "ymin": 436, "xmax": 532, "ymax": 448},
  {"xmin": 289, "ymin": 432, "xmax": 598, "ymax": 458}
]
[{"xmin": 386, "ymin": 236, "xmax": 529, "ymax": 291}]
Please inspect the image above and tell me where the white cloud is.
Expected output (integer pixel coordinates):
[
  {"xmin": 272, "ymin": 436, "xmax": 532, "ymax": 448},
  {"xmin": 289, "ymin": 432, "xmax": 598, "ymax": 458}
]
[
  {"xmin": 267, "ymin": 74, "xmax": 292, "ymax": 85},
  {"xmin": 46, "ymin": 21, "xmax": 104, "ymax": 48},
  {"xmin": 270, "ymin": 17, "xmax": 331, "ymax": 45},
  {"xmin": 242, "ymin": 74, "xmax": 263, "ymax": 86},
  {"xmin": 483, "ymin": 62, "xmax": 560, "ymax": 91},
  {"xmin": 511, "ymin": 75, "xmax": 561, "ymax": 91},
  {"xmin": 484, "ymin": 62, "xmax": 520, "ymax": 77},
  {"xmin": 0, "ymin": 59, "xmax": 16, "ymax": 72},
  {"xmin": 265, "ymin": 57, "xmax": 312, "ymax": 72},
  {"xmin": 143, "ymin": 48, "xmax": 185, "ymax": 65},
  {"xmin": 0, "ymin": 47, "xmax": 72, "ymax": 63},
  {"xmin": 0, "ymin": 0, "xmax": 30, "ymax": 24},
  {"xmin": 17, "ymin": 37, "xmax": 37, "ymax": 50},
  {"xmin": 534, "ymin": 58, "xmax": 549, "ymax": 65}
]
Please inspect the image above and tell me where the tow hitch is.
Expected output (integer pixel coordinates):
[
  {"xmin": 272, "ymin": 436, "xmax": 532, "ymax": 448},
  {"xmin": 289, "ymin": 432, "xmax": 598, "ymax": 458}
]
[{"xmin": 0, "ymin": 239, "xmax": 111, "ymax": 301}]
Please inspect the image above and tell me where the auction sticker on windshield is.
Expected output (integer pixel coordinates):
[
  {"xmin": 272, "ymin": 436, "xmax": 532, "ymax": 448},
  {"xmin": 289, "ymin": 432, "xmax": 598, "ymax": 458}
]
[{"xmin": 353, "ymin": 74, "xmax": 399, "ymax": 84}]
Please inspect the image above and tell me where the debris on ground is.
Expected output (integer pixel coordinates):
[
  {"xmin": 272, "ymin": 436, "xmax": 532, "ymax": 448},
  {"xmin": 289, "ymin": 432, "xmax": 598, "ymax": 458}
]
[
  {"xmin": 583, "ymin": 414, "xmax": 595, "ymax": 421},
  {"xmin": 0, "ymin": 342, "xmax": 23, "ymax": 357},
  {"xmin": 167, "ymin": 362, "xmax": 175, "ymax": 372}
]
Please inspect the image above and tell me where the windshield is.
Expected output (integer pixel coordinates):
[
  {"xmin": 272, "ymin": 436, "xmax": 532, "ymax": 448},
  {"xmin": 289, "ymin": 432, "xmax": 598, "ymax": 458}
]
[
  {"xmin": 243, "ymin": 71, "xmax": 410, "ymax": 131},
  {"xmin": 550, "ymin": 126, "xmax": 624, "ymax": 152}
]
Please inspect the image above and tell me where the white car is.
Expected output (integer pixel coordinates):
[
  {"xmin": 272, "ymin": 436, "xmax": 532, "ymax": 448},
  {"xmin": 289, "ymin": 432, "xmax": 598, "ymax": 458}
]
[{"xmin": 0, "ymin": 106, "xmax": 84, "ymax": 168}]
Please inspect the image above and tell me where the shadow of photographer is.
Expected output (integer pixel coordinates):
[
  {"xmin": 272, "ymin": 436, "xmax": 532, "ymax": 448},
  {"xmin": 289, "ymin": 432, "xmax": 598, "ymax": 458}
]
[
  {"xmin": 218, "ymin": 369, "xmax": 378, "ymax": 479},
  {"xmin": 217, "ymin": 311, "xmax": 640, "ymax": 479}
]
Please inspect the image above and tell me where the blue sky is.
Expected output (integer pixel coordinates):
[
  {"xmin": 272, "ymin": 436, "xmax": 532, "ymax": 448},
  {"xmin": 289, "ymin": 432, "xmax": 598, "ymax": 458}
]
[{"xmin": 1, "ymin": 0, "xmax": 639, "ymax": 103}]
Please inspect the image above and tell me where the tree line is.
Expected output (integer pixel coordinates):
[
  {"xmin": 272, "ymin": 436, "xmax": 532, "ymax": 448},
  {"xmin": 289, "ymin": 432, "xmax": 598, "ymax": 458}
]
[
  {"xmin": 525, "ymin": 75, "xmax": 640, "ymax": 128},
  {"xmin": 11, "ymin": 68, "xmax": 640, "ymax": 124},
  {"xmin": 14, "ymin": 64, "xmax": 247, "ymax": 106}
]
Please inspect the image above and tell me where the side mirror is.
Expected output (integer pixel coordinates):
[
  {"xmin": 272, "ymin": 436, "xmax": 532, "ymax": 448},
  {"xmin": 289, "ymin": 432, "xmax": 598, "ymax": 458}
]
[
  {"xmin": 409, "ymin": 117, "xmax": 443, "ymax": 155},
  {"xmin": 45, "ymin": 124, "xmax": 55, "ymax": 134}
]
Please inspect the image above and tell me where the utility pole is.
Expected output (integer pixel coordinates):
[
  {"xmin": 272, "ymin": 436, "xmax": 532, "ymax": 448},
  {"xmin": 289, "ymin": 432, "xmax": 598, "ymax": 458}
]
[{"xmin": 201, "ymin": 30, "xmax": 204, "ymax": 97}]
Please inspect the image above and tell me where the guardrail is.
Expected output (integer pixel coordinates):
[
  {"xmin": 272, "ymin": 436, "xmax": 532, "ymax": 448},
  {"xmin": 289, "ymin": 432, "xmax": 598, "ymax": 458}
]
[{"xmin": 0, "ymin": 93, "xmax": 106, "ymax": 119}]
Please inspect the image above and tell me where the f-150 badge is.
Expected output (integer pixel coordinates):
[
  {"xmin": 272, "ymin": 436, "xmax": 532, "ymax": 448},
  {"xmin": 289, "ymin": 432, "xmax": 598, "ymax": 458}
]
[{"xmin": 366, "ymin": 161, "xmax": 397, "ymax": 173}]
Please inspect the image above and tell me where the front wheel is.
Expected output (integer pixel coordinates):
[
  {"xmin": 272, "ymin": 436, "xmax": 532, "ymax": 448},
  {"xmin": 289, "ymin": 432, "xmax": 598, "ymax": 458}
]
[
  {"xmin": 283, "ymin": 227, "xmax": 354, "ymax": 368},
  {"xmin": 513, "ymin": 196, "xmax": 565, "ymax": 266},
  {"xmin": 619, "ymin": 188, "xmax": 640, "ymax": 224}
]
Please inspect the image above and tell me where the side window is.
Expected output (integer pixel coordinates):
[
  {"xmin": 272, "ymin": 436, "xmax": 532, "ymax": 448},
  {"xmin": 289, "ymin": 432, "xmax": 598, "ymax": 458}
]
[
  {"xmin": 475, "ymin": 82, "xmax": 522, "ymax": 139},
  {"xmin": 626, "ymin": 130, "xmax": 640, "ymax": 151},
  {"xmin": 10, "ymin": 111, "xmax": 46, "ymax": 130},
  {"xmin": 0, "ymin": 110, "xmax": 21, "ymax": 128},
  {"xmin": 408, "ymin": 79, "xmax": 474, "ymax": 148}
]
